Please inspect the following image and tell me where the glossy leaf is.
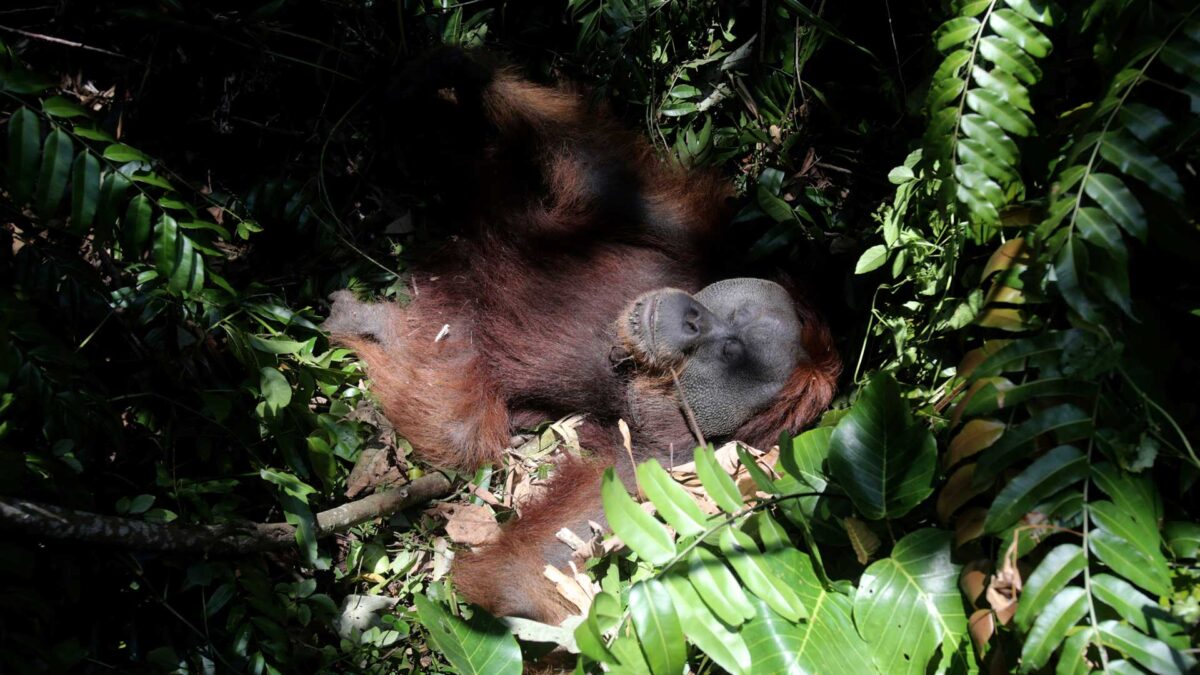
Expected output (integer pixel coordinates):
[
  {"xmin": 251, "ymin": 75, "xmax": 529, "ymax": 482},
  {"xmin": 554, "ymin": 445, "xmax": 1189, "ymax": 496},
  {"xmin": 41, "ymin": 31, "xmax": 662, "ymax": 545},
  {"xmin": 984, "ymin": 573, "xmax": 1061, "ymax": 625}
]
[
  {"xmin": 934, "ymin": 17, "xmax": 981, "ymax": 52},
  {"xmin": 1084, "ymin": 173, "xmax": 1147, "ymax": 241},
  {"xmin": 1089, "ymin": 526, "xmax": 1171, "ymax": 597},
  {"xmin": 413, "ymin": 595, "xmax": 521, "ymax": 675},
  {"xmin": 1013, "ymin": 543, "xmax": 1084, "ymax": 631},
  {"xmin": 985, "ymin": 445, "xmax": 1086, "ymax": 532},
  {"xmin": 122, "ymin": 194, "xmax": 153, "ymax": 257},
  {"xmin": 829, "ymin": 372, "xmax": 936, "ymax": 520},
  {"xmin": 1164, "ymin": 521, "xmax": 1200, "ymax": 558},
  {"xmin": 1096, "ymin": 621, "xmax": 1197, "ymax": 674},
  {"xmin": 1003, "ymin": 0, "xmax": 1055, "ymax": 24},
  {"xmin": 855, "ymin": 244, "xmax": 888, "ymax": 274},
  {"xmin": 719, "ymin": 528, "xmax": 807, "ymax": 621},
  {"xmin": 854, "ymin": 529, "xmax": 964, "ymax": 675},
  {"xmin": 1020, "ymin": 586, "xmax": 1086, "ymax": 671},
  {"xmin": 636, "ymin": 460, "xmax": 706, "ymax": 537},
  {"xmin": 694, "ymin": 445, "xmax": 743, "ymax": 513},
  {"xmin": 42, "ymin": 95, "xmax": 88, "ymax": 118},
  {"xmin": 978, "ymin": 36, "xmax": 1042, "ymax": 85},
  {"xmin": 600, "ymin": 468, "xmax": 674, "ymax": 565},
  {"xmin": 7, "ymin": 106, "xmax": 40, "ymax": 205},
  {"xmin": 1100, "ymin": 134, "xmax": 1184, "ymax": 202},
  {"xmin": 1090, "ymin": 574, "xmax": 1181, "ymax": 636},
  {"xmin": 34, "ymin": 128, "xmax": 73, "ymax": 217},
  {"xmin": 629, "ymin": 579, "xmax": 685, "ymax": 675},
  {"xmin": 974, "ymin": 404, "xmax": 1091, "ymax": 487},
  {"xmin": 154, "ymin": 214, "xmax": 205, "ymax": 294},
  {"xmin": 70, "ymin": 151, "xmax": 100, "ymax": 232},
  {"xmin": 686, "ymin": 547, "xmax": 756, "ymax": 626},
  {"xmin": 260, "ymin": 367, "xmax": 292, "ymax": 414},
  {"xmin": 966, "ymin": 88, "xmax": 1035, "ymax": 136},
  {"xmin": 989, "ymin": 10, "xmax": 1051, "ymax": 57},
  {"xmin": 102, "ymin": 143, "xmax": 150, "ymax": 163},
  {"xmin": 95, "ymin": 172, "xmax": 131, "ymax": 243},
  {"xmin": 662, "ymin": 574, "xmax": 751, "ymax": 675}
]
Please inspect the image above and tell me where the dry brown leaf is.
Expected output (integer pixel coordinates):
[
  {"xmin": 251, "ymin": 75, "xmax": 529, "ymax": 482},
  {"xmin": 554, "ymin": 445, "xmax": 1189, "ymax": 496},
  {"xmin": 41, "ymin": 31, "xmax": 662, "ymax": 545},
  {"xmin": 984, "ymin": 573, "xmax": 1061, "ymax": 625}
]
[
  {"xmin": 844, "ymin": 516, "xmax": 881, "ymax": 565},
  {"xmin": 981, "ymin": 238, "xmax": 1028, "ymax": 284},
  {"xmin": 946, "ymin": 418, "xmax": 1006, "ymax": 467},
  {"xmin": 954, "ymin": 341, "xmax": 1013, "ymax": 382},
  {"xmin": 432, "ymin": 503, "xmax": 500, "ymax": 546},
  {"xmin": 988, "ymin": 535, "xmax": 1024, "ymax": 626},
  {"xmin": 951, "ymin": 380, "xmax": 1013, "ymax": 427},
  {"xmin": 968, "ymin": 608, "xmax": 996, "ymax": 660},
  {"xmin": 955, "ymin": 507, "xmax": 988, "ymax": 548},
  {"xmin": 960, "ymin": 559, "xmax": 992, "ymax": 607},
  {"xmin": 937, "ymin": 464, "xmax": 989, "ymax": 524},
  {"xmin": 430, "ymin": 537, "xmax": 453, "ymax": 581}
]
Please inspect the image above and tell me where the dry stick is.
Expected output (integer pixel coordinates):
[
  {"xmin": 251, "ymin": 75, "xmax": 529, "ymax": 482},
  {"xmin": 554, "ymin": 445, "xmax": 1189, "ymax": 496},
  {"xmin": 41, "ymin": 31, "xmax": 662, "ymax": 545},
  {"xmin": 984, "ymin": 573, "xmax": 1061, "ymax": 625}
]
[
  {"xmin": 0, "ymin": 24, "xmax": 133, "ymax": 60},
  {"xmin": 669, "ymin": 366, "xmax": 706, "ymax": 449},
  {"xmin": 0, "ymin": 473, "xmax": 451, "ymax": 553}
]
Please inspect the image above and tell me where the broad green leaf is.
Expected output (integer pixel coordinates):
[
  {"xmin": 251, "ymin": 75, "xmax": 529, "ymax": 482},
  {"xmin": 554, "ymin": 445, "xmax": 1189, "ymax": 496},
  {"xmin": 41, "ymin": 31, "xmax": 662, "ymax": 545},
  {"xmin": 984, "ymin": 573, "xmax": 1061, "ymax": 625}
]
[
  {"xmin": 413, "ymin": 595, "xmax": 521, "ymax": 675},
  {"xmin": 719, "ymin": 528, "xmax": 807, "ymax": 621},
  {"xmin": 771, "ymin": 549, "xmax": 879, "ymax": 674},
  {"xmin": 1096, "ymin": 621, "xmax": 1197, "ymax": 674},
  {"xmin": 122, "ymin": 194, "xmax": 153, "ymax": 258},
  {"xmin": 154, "ymin": 214, "xmax": 206, "ymax": 294},
  {"xmin": 1003, "ymin": 0, "xmax": 1055, "ymax": 24},
  {"xmin": 742, "ymin": 597, "xmax": 806, "ymax": 675},
  {"xmin": 103, "ymin": 143, "xmax": 150, "ymax": 163},
  {"xmin": 629, "ymin": 579, "xmax": 685, "ymax": 675},
  {"xmin": 957, "ymin": 137, "xmax": 1019, "ymax": 185},
  {"xmin": 72, "ymin": 125, "xmax": 116, "ymax": 143},
  {"xmin": 70, "ymin": 151, "xmax": 101, "ymax": 232},
  {"xmin": 828, "ymin": 372, "xmax": 935, "ymax": 520},
  {"xmin": 1164, "ymin": 521, "xmax": 1200, "ymax": 558},
  {"xmin": 41, "ymin": 95, "xmax": 88, "ymax": 118},
  {"xmin": 7, "ymin": 107, "xmax": 40, "ymax": 204},
  {"xmin": 1091, "ymin": 574, "xmax": 1182, "ymax": 636},
  {"xmin": 1020, "ymin": 586, "xmax": 1087, "ymax": 671},
  {"xmin": 978, "ymin": 36, "xmax": 1042, "ymax": 85},
  {"xmin": 574, "ymin": 591, "xmax": 621, "ymax": 662},
  {"xmin": 961, "ymin": 114, "xmax": 1019, "ymax": 163},
  {"xmin": 686, "ymin": 547, "xmax": 756, "ymax": 626},
  {"xmin": 1084, "ymin": 173, "xmax": 1147, "ymax": 241},
  {"xmin": 34, "ymin": 128, "xmax": 73, "ymax": 217},
  {"xmin": 1091, "ymin": 462, "xmax": 1161, "ymax": 525},
  {"xmin": 1089, "ymin": 500, "xmax": 1167, "ymax": 572},
  {"xmin": 600, "ymin": 468, "xmax": 675, "ymax": 565},
  {"xmin": 1013, "ymin": 543, "xmax": 1084, "ymax": 631},
  {"xmin": 985, "ymin": 445, "xmax": 1087, "ymax": 533},
  {"xmin": 1055, "ymin": 628, "xmax": 1096, "ymax": 675},
  {"xmin": 971, "ymin": 65, "xmax": 1033, "ymax": 111},
  {"xmin": 1120, "ymin": 103, "xmax": 1171, "ymax": 144},
  {"xmin": 1053, "ymin": 239, "xmax": 1104, "ymax": 323},
  {"xmin": 1074, "ymin": 207, "xmax": 1126, "ymax": 264},
  {"xmin": 854, "ymin": 529, "xmax": 964, "ymax": 675},
  {"xmin": 260, "ymin": 367, "xmax": 292, "ymax": 414},
  {"xmin": 934, "ymin": 17, "xmax": 981, "ymax": 52},
  {"xmin": 736, "ymin": 446, "xmax": 776, "ymax": 493},
  {"xmin": 989, "ymin": 10, "xmax": 1051, "ymax": 58},
  {"xmin": 662, "ymin": 574, "xmax": 751, "ymax": 675},
  {"xmin": 757, "ymin": 185, "xmax": 795, "ymax": 223},
  {"xmin": 959, "ymin": 377, "xmax": 1097, "ymax": 418},
  {"xmin": 694, "ymin": 445, "xmax": 742, "ymax": 513},
  {"xmin": 1089, "ymin": 526, "xmax": 1171, "ymax": 597},
  {"xmin": 1100, "ymin": 134, "xmax": 1184, "ymax": 202},
  {"xmin": 855, "ymin": 244, "xmax": 888, "ymax": 274},
  {"xmin": 929, "ymin": 76, "xmax": 967, "ymax": 108},
  {"xmin": 95, "ymin": 172, "xmax": 131, "ymax": 243},
  {"xmin": 966, "ymin": 88, "xmax": 1035, "ymax": 136},
  {"xmin": 636, "ymin": 460, "xmax": 707, "ymax": 537},
  {"xmin": 974, "ymin": 404, "xmax": 1091, "ymax": 486}
]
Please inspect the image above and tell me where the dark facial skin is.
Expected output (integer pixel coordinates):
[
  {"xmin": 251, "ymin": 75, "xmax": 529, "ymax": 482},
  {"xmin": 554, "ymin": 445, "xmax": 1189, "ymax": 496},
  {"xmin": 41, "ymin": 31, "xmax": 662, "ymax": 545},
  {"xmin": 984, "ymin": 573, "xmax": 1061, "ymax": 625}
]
[{"xmin": 622, "ymin": 278, "xmax": 805, "ymax": 437}]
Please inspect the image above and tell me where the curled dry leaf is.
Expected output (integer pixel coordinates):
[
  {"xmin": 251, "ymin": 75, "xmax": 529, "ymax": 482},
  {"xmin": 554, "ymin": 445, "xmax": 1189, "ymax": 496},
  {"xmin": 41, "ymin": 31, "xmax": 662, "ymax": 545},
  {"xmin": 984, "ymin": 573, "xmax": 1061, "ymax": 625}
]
[
  {"xmin": 945, "ymin": 418, "xmax": 1006, "ymax": 467},
  {"xmin": 844, "ymin": 516, "xmax": 881, "ymax": 565},
  {"xmin": 960, "ymin": 559, "xmax": 992, "ymax": 607},
  {"xmin": 430, "ymin": 537, "xmax": 454, "ymax": 581},
  {"xmin": 968, "ymin": 608, "xmax": 996, "ymax": 660},
  {"xmin": 431, "ymin": 502, "xmax": 500, "ymax": 546},
  {"xmin": 988, "ymin": 537, "xmax": 1024, "ymax": 626}
]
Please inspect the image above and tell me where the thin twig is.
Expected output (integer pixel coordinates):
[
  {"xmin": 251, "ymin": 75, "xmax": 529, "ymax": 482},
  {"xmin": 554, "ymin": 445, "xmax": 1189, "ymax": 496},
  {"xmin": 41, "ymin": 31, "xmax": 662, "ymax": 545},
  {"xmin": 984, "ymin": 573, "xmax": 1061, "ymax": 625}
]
[
  {"xmin": 0, "ymin": 24, "xmax": 133, "ymax": 61},
  {"xmin": 670, "ymin": 366, "xmax": 706, "ymax": 448}
]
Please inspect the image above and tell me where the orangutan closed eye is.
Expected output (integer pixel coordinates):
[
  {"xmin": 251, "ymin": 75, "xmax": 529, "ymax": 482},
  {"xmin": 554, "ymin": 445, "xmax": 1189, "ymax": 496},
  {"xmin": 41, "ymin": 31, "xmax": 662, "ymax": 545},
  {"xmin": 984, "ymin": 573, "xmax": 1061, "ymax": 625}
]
[{"xmin": 322, "ymin": 48, "xmax": 840, "ymax": 624}]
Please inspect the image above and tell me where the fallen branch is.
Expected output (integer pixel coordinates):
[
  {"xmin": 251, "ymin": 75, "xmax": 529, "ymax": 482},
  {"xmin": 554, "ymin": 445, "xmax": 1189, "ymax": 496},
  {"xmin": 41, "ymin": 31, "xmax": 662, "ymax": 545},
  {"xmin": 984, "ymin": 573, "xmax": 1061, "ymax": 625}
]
[{"xmin": 0, "ymin": 473, "xmax": 452, "ymax": 553}]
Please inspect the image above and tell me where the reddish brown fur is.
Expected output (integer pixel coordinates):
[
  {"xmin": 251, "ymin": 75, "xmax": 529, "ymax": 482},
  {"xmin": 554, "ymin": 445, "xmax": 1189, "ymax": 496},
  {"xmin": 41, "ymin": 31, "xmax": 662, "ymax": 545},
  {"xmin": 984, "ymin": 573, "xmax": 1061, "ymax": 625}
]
[{"xmin": 330, "ymin": 55, "xmax": 839, "ymax": 623}]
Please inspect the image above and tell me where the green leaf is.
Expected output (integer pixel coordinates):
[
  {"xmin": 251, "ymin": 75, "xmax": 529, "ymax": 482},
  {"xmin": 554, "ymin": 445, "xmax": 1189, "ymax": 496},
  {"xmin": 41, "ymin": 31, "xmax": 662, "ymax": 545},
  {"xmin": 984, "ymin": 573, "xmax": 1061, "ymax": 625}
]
[
  {"xmin": 260, "ymin": 367, "xmax": 292, "ymax": 414},
  {"xmin": 72, "ymin": 125, "xmax": 116, "ymax": 143},
  {"xmin": 965, "ymin": 88, "xmax": 1035, "ymax": 136},
  {"xmin": 629, "ymin": 579, "xmax": 685, "ymax": 675},
  {"xmin": 974, "ymin": 404, "xmax": 1091, "ymax": 486},
  {"xmin": 1003, "ymin": 0, "xmax": 1055, "ymax": 24},
  {"xmin": 636, "ymin": 460, "xmax": 707, "ymax": 537},
  {"xmin": 600, "ymin": 468, "xmax": 674, "ymax": 565},
  {"xmin": 1164, "ymin": 521, "xmax": 1200, "ymax": 558},
  {"xmin": 934, "ymin": 17, "xmax": 981, "ymax": 52},
  {"xmin": 1120, "ymin": 103, "xmax": 1171, "ymax": 144},
  {"xmin": 1091, "ymin": 462, "xmax": 1161, "ymax": 526},
  {"xmin": 154, "ymin": 214, "xmax": 206, "ymax": 294},
  {"xmin": 7, "ymin": 107, "xmax": 41, "ymax": 205},
  {"xmin": 1020, "ymin": 586, "xmax": 1087, "ymax": 671},
  {"xmin": 103, "ymin": 143, "xmax": 150, "ymax": 163},
  {"xmin": 756, "ymin": 185, "xmax": 795, "ymax": 223},
  {"xmin": 978, "ymin": 36, "xmax": 1042, "ymax": 85},
  {"xmin": 988, "ymin": 9, "xmax": 1052, "ymax": 58},
  {"xmin": 1084, "ymin": 173, "xmax": 1147, "ymax": 242},
  {"xmin": 34, "ymin": 128, "xmax": 73, "ymax": 217},
  {"xmin": 70, "ymin": 151, "xmax": 101, "ymax": 232},
  {"xmin": 662, "ymin": 574, "xmax": 751, "ymax": 675},
  {"xmin": 985, "ymin": 445, "xmax": 1087, "ymax": 533},
  {"xmin": 855, "ymin": 244, "xmax": 888, "ymax": 274},
  {"xmin": 741, "ymin": 596, "xmax": 806, "ymax": 675},
  {"xmin": 122, "ymin": 194, "xmax": 152, "ymax": 257},
  {"xmin": 961, "ymin": 114, "xmax": 1019, "ymax": 163},
  {"xmin": 1090, "ymin": 574, "xmax": 1181, "ymax": 636},
  {"xmin": 854, "ymin": 529, "xmax": 964, "ymax": 675},
  {"xmin": 1089, "ymin": 499, "xmax": 1167, "ymax": 572},
  {"xmin": 42, "ymin": 95, "xmax": 88, "ymax": 119},
  {"xmin": 1099, "ymin": 134, "xmax": 1184, "ymax": 202},
  {"xmin": 1056, "ymin": 628, "xmax": 1096, "ymax": 675},
  {"xmin": 693, "ymin": 445, "xmax": 743, "ymax": 513},
  {"xmin": 413, "ymin": 595, "xmax": 521, "ymax": 675},
  {"xmin": 574, "ymin": 591, "xmax": 621, "ymax": 662},
  {"xmin": 719, "ymin": 528, "xmax": 807, "ymax": 621},
  {"xmin": 1013, "ymin": 543, "xmax": 1084, "ymax": 631},
  {"xmin": 828, "ymin": 372, "xmax": 936, "ymax": 520},
  {"xmin": 686, "ymin": 547, "xmax": 757, "ymax": 627},
  {"xmin": 971, "ymin": 65, "xmax": 1033, "ymax": 111},
  {"xmin": 1095, "ymin": 621, "xmax": 1197, "ymax": 674},
  {"xmin": 959, "ymin": 377, "xmax": 1097, "ymax": 418},
  {"xmin": 1053, "ymin": 239, "xmax": 1104, "ymax": 324},
  {"xmin": 95, "ymin": 172, "xmax": 131, "ymax": 244},
  {"xmin": 1089, "ymin": 526, "xmax": 1171, "ymax": 597}
]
